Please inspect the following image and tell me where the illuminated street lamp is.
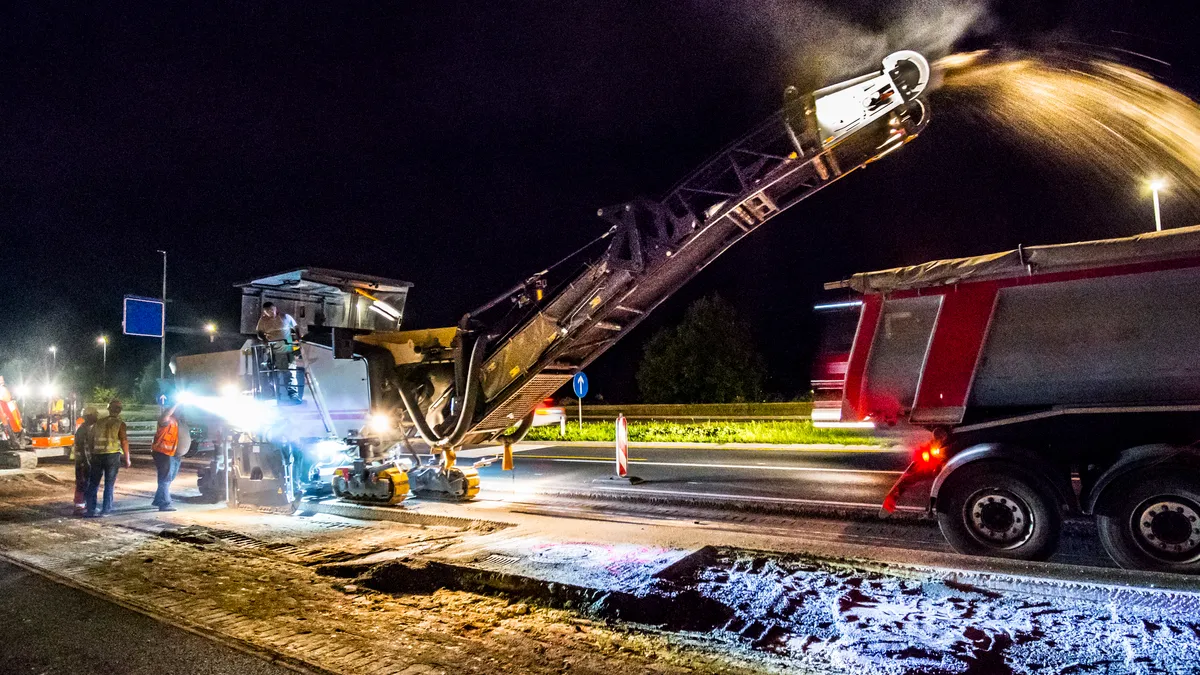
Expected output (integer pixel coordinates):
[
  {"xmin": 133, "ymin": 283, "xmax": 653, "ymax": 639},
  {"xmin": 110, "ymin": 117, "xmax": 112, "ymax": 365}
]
[
  {"xmin": 97, "ymin": 335, "xmax": 108, "ymax": 382},
  {"xmin": 1149, "ymin": 178, "xmax": 1166, "ymax": 232},
  {"xmin": 48, "ymin": 345, "xmax": 57, "ymax": 371},
  {"xmin": 204, "ymin": 322, "xmax": 217, "ymax": 343}
]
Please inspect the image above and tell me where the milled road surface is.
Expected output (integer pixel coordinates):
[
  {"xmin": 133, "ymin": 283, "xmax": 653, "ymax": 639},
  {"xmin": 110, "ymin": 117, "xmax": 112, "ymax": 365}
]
[
  {"xmin": 0, "ymin": 560, "xmax": 294, "ymax": 675},
  {"xmin": 475, "ymin": 443, "xmax": 913, "ymax": 508}
]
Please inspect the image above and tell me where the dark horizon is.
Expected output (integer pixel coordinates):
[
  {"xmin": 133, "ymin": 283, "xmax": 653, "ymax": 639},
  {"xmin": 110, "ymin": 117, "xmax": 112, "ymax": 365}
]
[{"xmin": 4, "ymin": 1, "xmax": 1200, "ymax": 402}]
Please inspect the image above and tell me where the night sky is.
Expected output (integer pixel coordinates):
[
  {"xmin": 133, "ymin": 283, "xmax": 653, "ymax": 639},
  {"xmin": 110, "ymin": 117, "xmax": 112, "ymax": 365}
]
[{"xmin": 3, "ymin": 1, "xmax": 1199, "ymax": 401}]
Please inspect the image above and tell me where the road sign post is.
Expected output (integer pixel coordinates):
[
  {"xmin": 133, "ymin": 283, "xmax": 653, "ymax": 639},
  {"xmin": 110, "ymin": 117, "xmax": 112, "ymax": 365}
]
[{"xmin": 572, "ymin": 372, "xmax": 588, "ymax": 431}]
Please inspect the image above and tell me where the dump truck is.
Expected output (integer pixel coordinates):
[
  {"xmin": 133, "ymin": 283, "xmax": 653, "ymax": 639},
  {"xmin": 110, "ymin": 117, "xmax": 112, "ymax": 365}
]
[
  {"xmin": 821, "ymin": 225, "xmax": 1200, "ymax": 573},
  {"xmin": 172, "ymin": 51, "xmax": 932, "ymax": 511}
]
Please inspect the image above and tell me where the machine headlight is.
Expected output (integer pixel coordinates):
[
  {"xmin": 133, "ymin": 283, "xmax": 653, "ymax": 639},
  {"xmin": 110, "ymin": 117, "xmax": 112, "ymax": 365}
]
[
  {"xmin": 312, "ymin": 440, "xmax": 346, "ymax": 460},
  {"xmin": 368, "ymin": 413, "xmax": 392, "ymax": 434}
]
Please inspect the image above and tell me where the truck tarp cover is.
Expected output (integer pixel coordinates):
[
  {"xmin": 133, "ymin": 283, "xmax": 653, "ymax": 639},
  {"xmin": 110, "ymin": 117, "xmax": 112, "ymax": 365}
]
[{"xmin": 847, "ymin": 224, "xmax": 1200, "ymax": 293}]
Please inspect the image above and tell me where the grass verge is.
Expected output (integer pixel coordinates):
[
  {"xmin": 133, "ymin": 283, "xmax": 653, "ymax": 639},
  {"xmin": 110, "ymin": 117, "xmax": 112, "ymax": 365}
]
[
  {"xmin": 526, "ymin": 420, "xmax": 878, "ymax": 446},
  {"xmin": 565, "ymin": 401, "xmax": 813, "ymax": 418}
]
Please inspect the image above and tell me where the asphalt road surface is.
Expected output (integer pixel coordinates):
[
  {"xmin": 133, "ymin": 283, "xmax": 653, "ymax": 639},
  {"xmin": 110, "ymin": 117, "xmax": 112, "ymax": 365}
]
[
  {"xmin": 0, "ymin": 560, "xmax": 294, "ymax": 675},
  {"xmin": 474, "ymin": 443, "xmax": 915, "ymax": 508}
]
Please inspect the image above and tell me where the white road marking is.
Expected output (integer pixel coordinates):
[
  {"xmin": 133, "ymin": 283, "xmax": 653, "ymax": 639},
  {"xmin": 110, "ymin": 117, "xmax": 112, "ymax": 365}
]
[
  {"xmin": 515, "ymin": 456, "xmax": 903, "ymax": 475},
  {"xmin": 587, "ymin": 485, "xmax": 925, "ymax": 510}
]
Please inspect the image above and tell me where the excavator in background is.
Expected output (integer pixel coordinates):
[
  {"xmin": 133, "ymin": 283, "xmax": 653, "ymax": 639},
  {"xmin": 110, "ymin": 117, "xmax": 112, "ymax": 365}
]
[
  {"xmin": 173, "ymin": 51, "xmax": 932, "ymax": 509},
  {"xmin": 0, "ymin": 379, "xmax": 77, "ymax": 468}
]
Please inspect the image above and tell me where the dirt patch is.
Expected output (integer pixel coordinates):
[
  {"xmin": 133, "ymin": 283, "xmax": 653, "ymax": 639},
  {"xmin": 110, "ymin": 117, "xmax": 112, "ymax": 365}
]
[
  {"xmin": 0, "ymin": 469, "xmax": 65, "ymax": 492},
  {"xmin": 0, "ymin": 472, "xmax": 766, "ymax": 675},
  {"xmin": 353, "ymin": 557, "xmax": 735, "ymax": 632}
]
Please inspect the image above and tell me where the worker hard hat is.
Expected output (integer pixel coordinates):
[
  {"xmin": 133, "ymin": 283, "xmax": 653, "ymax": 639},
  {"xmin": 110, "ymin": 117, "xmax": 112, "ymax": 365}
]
[
  {"xmin": 108, "ymin": 398, "xmax": 123, "ymax": 411},
  {"xmin": 82, "ymin": 406, "xmax": 99, "ymax": 417}
]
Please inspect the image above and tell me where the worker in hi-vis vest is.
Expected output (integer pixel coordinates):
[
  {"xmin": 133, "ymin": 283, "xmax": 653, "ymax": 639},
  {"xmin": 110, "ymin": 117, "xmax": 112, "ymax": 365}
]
[
  {"xmin": 152, "ymin": 401, "xmax": 190, "ymax": 511},
  {"xmin": 72, "ymin": 406, "xmax": 99, "ymax": 514},
  {"xmin": 84, "ymin": 399, "xmax": 130, "ymax": 517}
]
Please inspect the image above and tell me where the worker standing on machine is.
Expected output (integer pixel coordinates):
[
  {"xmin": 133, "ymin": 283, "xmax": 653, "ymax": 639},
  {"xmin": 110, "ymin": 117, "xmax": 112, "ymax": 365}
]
[
  {"xmin": 255, "ymin": 302, "xmax": 300, "ymax": 401},
  {"xmin": 85, "ymin": 399, "xmax": 130, "ymax": 517},
  {"xmin": 72, "ymin": 406, "xmax": 98, "ymax": 515}
]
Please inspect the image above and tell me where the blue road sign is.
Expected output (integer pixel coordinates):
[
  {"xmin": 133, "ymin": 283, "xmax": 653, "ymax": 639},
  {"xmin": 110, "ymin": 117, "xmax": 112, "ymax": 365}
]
[
  {"xmin": 123, "ymin": 295, "xmax": 165, "ymax": 338},
  {"xmin": 572, "ymin": 371, "xmax": 589, "ymax": 398}
]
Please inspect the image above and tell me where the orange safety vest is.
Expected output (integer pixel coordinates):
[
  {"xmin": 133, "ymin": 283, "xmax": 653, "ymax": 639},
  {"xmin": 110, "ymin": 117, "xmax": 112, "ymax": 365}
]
[
  {"xmin": 0, "ymin": 387, "xmax": 21, "ymax": 434},
  {"xmin": 153, "ymin": 418, "xmax": 179, "ymax": 456}
]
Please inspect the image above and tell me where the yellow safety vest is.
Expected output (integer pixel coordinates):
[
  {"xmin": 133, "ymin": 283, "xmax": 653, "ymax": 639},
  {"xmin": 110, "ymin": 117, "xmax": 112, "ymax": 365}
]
[{"xmin": 93, "ymin": 416, "xmax": 124, "ymax": 454}]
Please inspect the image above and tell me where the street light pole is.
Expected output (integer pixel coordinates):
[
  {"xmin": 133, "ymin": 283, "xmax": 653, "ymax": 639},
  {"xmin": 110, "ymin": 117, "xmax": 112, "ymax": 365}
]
[
  {"xmin": 49, "ymin": 345, "xmax": 57, "ymax": 372},
  {"xmin": 97, "ymin": 336, "xmax": 108, "ymax": 384},
  {"xmin": 157, "ymin": 249, "xmax": 167, "ymax": 379},
  {"xmin": 1149, "ymin": 179, "xmax": 1165, "ymax": 232}
]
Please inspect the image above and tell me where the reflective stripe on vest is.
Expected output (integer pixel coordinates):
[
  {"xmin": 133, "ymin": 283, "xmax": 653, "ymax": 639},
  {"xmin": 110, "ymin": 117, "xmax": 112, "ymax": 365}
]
[
  {"xmin": 94, "ymin": 417, "xmax": 124, "ymax": 454},
  {"xmin": 153, "ymin": 419, "xmax": 179, "ymax": 456}
]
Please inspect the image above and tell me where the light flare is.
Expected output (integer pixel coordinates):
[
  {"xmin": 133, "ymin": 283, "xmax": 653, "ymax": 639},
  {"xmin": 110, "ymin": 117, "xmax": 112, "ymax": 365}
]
[{"xmin": 178, "ymin": 391, "xmax": 278, "ymax": 432}]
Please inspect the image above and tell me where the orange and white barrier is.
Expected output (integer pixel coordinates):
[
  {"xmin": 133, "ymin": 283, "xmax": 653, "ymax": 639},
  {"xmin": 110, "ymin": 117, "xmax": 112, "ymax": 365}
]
[{"xmin": 615, "ymin": 414, "xmax": 629, "ymax": 477}]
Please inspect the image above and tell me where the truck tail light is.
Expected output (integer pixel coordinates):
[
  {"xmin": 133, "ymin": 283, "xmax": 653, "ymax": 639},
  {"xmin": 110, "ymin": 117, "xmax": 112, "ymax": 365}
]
[{"xmin": 914, "ymin": 442, "xmax": 946, "ymax": 472}]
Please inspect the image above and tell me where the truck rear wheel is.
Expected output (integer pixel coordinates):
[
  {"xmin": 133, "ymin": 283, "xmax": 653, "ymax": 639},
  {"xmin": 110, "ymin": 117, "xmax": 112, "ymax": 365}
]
[
  {"xmin": 936, "ymin": 463, "xmax": 1061, "ymax": 561},
  {"xmin": 1096, "ymin": 473, "xmax": 1200, "ymax": 573}
]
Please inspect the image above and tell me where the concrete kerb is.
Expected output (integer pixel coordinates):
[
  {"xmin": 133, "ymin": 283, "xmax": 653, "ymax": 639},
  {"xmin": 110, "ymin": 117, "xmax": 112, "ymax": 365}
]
[
  {"xmin": 523, "ymin": 485, "xmax": 934, "ymax": 522},
  {"xmin": 298, "ymin": 498, "xmax": 517, "ymax": 532}
]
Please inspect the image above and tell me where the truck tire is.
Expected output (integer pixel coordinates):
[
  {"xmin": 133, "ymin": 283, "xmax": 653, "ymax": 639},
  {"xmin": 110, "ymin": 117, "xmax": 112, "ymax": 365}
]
[
  {"xmin": 1096, "ymin": 473, "xmax": 1200, "ymax": 573},
  {"xmin": 936, "ymin": 463, "xmax": 1061, "ymax": 561}
]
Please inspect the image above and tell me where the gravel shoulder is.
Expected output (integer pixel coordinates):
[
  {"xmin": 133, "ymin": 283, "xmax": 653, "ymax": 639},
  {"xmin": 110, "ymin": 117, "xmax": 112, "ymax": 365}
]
[
  {"xmin": 4, "ymin": 462, "xmax": 1200, "ymax": 674},
  {"xmin": 0, "ymin": 465, "xmax": 764, "ymax": 675}
]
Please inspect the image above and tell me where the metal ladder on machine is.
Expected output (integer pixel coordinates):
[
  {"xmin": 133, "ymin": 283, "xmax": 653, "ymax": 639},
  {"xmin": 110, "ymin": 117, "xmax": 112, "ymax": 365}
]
[
  {"xmin": 247, "ymin": 342, "xmax": 339, "ymax": 505},
  {"xmin": 250, "ymin": 340, "xmax": 338, "ymax": 438}
]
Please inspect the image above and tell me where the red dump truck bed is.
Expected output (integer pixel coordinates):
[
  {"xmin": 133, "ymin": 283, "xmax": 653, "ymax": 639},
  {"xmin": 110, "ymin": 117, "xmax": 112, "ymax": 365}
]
[
  {"xmin": 829, "ymin": 224, "xmax": 1200, "ymax": 427},
  {"xmin": 822, "ymin": 225, "xmax": 1200, "ymax": 573}
]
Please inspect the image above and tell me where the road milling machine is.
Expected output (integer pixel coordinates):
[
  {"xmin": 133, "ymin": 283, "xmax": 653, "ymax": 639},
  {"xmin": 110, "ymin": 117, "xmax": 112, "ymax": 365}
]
[{"xmin": 174, "ymin": 51, "xmax": 932, "ymax": 508}]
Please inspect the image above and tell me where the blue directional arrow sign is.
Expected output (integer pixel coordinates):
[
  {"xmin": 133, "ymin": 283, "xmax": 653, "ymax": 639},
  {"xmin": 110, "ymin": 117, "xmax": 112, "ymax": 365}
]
[{"xmin": 572, "ymin": 371, "xmax": 589, "ymax": 398}]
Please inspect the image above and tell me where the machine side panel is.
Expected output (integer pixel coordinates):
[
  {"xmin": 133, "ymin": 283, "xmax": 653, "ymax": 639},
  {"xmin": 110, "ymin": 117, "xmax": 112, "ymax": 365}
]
[
  {"xmin": 175, "ymin": 349, "xmax": 245, "ymax": 395},
  {"xmin": 291, "ymin": 344, "xmax": 372, "ymax": 439}
]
